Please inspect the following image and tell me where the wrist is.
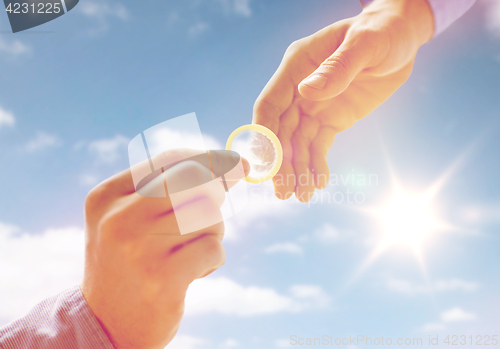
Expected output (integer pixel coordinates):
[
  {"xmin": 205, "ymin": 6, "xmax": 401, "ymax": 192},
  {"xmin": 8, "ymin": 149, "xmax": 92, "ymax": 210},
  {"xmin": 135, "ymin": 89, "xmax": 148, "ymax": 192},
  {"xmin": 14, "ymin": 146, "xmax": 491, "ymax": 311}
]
[
  {"xmin": 363, "ymin": 0, "xmax": 435, "ymax": 45},
  {"xmin": 81, "ymin": 279, "xmax": 185, "ymax": 349}
]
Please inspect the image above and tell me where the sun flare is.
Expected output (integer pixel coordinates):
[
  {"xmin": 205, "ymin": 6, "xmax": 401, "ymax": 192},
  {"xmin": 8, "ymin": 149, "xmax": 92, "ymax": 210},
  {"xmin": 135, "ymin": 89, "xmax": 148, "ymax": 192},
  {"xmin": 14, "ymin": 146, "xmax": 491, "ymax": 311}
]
[
  {"xmin": 343, "ymin": 152, "xmax": 469, "ymax": 288},
  {"xmin": 356, "ymin": 178, "xmax": 456, "ymax": 275},
  {"xmin": 370, "ymin": 185, "xmax": 448, "ymax": 251}
]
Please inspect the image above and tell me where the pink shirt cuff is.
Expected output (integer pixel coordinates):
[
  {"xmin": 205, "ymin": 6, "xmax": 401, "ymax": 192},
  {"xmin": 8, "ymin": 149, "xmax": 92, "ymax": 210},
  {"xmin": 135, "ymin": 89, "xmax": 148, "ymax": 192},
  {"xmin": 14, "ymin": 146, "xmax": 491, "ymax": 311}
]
[
  {"xmin": 0, "ymin": 286, "xmax": 114, "ymax": 349},
  {"xmin": 359, "ymin": 0, "xmax": 476, "ymax": 37}
]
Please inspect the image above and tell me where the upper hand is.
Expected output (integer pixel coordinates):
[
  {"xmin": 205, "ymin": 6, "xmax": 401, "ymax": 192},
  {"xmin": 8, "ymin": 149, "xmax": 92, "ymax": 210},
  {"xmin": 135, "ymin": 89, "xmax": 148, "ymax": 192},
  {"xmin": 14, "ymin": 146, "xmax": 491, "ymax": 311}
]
[{"xmin": 253, "ymin": 0, "xmax": 434, "ymax": 202}]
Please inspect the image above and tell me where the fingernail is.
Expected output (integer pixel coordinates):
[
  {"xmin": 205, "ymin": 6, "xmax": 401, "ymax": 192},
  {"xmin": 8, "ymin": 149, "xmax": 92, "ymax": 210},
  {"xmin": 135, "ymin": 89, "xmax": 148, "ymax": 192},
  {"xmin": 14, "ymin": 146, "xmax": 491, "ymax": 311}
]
[{"xmin": 300, "ymin": 74, "xmax": 327, "ymax": 90}]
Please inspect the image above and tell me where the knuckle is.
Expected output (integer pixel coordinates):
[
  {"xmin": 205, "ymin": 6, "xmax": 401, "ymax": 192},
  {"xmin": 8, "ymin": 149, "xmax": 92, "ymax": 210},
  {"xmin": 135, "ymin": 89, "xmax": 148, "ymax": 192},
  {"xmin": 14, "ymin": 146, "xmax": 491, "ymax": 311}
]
[
  {"xmin": 253, "ymin": 99, "xmax": 281, "ymax": 132},
  {"xmin": 350, "ymin": 25, "xmax": 391, "ymax": 63},
  {"xmin": 155, "ymin": 148, "xmax": 188, "ymax": 169},
  {"xmin": 84, "ymin": 184, "xmax": 107, "ymax": 213},
  {"xmin": 296, "ymin": 117, "xmax": 320, "ymax": 140},
  {"xmin": 254, "ymin": 98, "xmax": 281, "ymax": 117},
  {"xmin": 159, "ymin": 148, "xmax": 181, "ymax": 163},
  {"xmin": 357, "ymin": 29, "xmax": 380, "ymax": 47},
  {"xmin": 284, "ymin": 39, "xmax": 304, "ymax": 57},
  {"xmin": 278, "ymin": 121, "xmax": 297, "ymax": 138},
  {"xmin": 176, "ymin": 161, "xmax": 226, "ymax": 205},
  {"xmin": 278, "ymin": 118, "xmax": 300, "ymax": 136},
  {"xmin": 161, "ymin": 148, "xmax": 187, "ymax": 162},
  {"xmin": 322, "ymin": 51, "xmax": 350, "ymax": 75},
  {"xmin": 291, "ymin": 129, "xmax": 311, "ymax": 148},
  {"xmin": 277, "ymin": 111, "xmax": 300, "ymax": 138},
  {"xmin": 198, "ymin": 183, "xmax": 225, "ymax": 208},
  {"xmin": 183, "ymin": 160, "xmax": 211, "ymax": 185},
  {"xmin": 204, "ymin": 235, "xmax": 225, "ymax": 256},
  {"xmin": 97, "ymin": 213, "xmax": 117, "ymax": 240},
  {"xmin": 97, "ymin": 207, "xmax": 129, "ymax": 242},
  {"xmin": 362, "ymin": 28, "xmax": 390, "ymax": 59}
]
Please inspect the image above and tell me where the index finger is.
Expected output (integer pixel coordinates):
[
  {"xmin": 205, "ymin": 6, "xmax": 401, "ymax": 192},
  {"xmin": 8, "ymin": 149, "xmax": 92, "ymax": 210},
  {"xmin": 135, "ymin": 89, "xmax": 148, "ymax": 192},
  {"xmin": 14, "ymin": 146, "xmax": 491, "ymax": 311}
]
[
  {"xmin": 99, "ymin": 148, "xmax": 204, "ymax": 197},
  {"xmin": 99, "ymin": 149, "xmax": 249, "ymax": 199}
]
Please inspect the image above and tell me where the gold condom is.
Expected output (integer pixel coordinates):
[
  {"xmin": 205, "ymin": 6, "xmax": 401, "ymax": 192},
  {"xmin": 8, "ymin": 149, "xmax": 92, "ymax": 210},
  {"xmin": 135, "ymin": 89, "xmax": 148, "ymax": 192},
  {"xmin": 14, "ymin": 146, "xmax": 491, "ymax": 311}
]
[{"xmin": 226, "ymin": 124, "xmax": 283, "ymax": 183}]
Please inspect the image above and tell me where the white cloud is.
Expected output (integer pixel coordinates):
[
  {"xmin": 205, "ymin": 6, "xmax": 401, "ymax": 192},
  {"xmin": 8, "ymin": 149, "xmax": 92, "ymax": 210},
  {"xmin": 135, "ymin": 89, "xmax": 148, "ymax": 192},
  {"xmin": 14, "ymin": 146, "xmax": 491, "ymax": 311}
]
[
  {"xmin": 224, "ymin": 181, "xmax": 295, "ymax": 240},
  {"xmin": 434, "ymin": 279, "xmax": 479, "ymax": 292},
  {"xmin": 314, "ymin": 223, "xmax": 340, "ymax": 243},
  {"xmin": 218, "ymin": 0, "xmax": 252, "ymax": 17},
  {"xmin": 0, "ymin": 107, "xmax": 15, "ymax": 128},
  {"xmin": 188, "ymin": 22, "xmax": 209, "ymax": 37},
  {"xmin": 275, "ymin": 338, "xmax": 292, "ymax": 348},
  {"xmin": 174, "ymin": 0, "xmax": 251, "ymax": 37},
  {"xmin": 386, "ymin": 277, "xmax": 479, "ymax": 295},
  {"xmin": 78, "ymin": 1, "xmax": 128, "ymax": 33},
  {"xmin": 233, "ymin": 0, "xmax": 252, "ymax": 16},
  {"xmin": 79, "ymin": 173, "xmax": 100, "ymax": 186},
  {"xmin": 0, "ymin": 221, "xmax": 20, "ymax": 235},
  {"xmin": 419, "ymin": 322, "xmax": 447, "ymax": 333},
  {"xmin": 83, "ymin": 129, "xmax": 221, "ymax": 185},
  {"xmin": 79, "ymin": 1, "xmax": 128, "ymax": 21},
  {"xmin": 220, "ymin": 338, "xmax": 240, "ymax": 348},
  {"xmin": 289, "ymin": 285, "xmax": 330, "ymax": 308},
  {"xmin": 88, "ymin": 134, "xmax": 130, "ymax": 164},
  {"xmin": 265, "ymin": 242, "xmax": 303, "ymax": 255},
  {"xmin": 144, "ymin": 127, "xmax": 222, "ymax": 156},
  {"xmin": 24, "ymin": 132, "xmax": 62, "ymax": 152},
  {"xmin": 386, "ymin": 277, "xmax": 426, "ymax": 295},
  {"xmin": 298, "ymin": 223, "xmax": 352, "ymax": 245},
  {"xmin": 203, "ymin": 134, "xmax": 223, "ymax": 150},
  {"xmin": 441, "ymin": 307, "xmax": 477, "ymax": 322},
  {"xmin": 185, "ymin": 277, "xmax": 330, "ymax": 317},
  {"xmin": 418, "ymin": 307, "xmax": 478, "ymax": 333},
  {"xmin": 167, "ymin": 335, "xmax": 241, "ymax": 349},
  {"xmin": 0, "ymin": 37, "xmax": 31, "ymax": 56},
  {"xmin": 166, "ymin": 12, "xmax": 180, "ymax": 28},
  {"xmin": 0, "ymin": 224, "xmax": 84, "ymax": 324},
  {"xmin": 167, "ymin": 335, "xmax": 210, "ymax": 349},
  {"xmin": 79, "ymin": 135, "xmax": 130, "ymax": 187},
  {"xmin": 484, "ymin": 0, "xmax": 500, "ymax": 37}
]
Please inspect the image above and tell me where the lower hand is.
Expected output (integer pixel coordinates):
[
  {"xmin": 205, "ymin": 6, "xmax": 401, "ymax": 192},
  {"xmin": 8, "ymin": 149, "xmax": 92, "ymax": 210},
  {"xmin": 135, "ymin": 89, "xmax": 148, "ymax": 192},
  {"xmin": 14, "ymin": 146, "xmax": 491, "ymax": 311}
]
[{"xmin": 81, "ymin": 149, "xmax": 249, "ymax": 349}]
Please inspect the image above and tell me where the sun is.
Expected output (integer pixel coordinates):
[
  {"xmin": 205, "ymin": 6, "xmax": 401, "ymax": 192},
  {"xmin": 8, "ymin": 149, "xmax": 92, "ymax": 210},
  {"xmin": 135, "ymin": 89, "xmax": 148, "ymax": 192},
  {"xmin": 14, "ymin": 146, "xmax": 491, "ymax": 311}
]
[
  {"xmin": 343, "ymin": 180, "xmax": 454, "ymax": 286},
  {"xmin": 353, "ymin": 178, "xmax": 456, "ymax": 279},
  {"xmin": 369, "ymin": 183, "xmax": 448, "ymax": 252},
  {"xmin": 342, "ymin": 151, "xmax": 469, "ymax": 288}
]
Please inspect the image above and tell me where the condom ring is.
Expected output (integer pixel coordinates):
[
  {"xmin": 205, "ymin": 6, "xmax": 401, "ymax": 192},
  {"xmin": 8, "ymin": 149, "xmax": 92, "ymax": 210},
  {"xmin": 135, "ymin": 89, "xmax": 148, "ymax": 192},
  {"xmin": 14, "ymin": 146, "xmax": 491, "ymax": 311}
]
[{"xmin": 226, "ymin": 124, "xmax": 283, "ymax": 184}]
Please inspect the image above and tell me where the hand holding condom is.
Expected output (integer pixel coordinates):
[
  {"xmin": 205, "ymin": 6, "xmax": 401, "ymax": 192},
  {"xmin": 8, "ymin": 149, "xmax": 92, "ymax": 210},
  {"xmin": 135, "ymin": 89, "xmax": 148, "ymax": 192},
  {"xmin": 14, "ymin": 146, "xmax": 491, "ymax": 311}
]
[{"xmin": 226, "ymin": 124, "xmax": 283, "ymax": 184}]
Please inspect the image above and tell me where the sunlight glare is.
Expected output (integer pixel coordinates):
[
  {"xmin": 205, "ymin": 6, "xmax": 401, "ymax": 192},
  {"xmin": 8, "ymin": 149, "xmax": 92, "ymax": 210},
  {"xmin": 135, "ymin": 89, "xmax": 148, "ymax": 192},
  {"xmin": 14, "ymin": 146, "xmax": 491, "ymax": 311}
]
[{"xmin": 373, "ymin": 187, "xmax": 444, "ymax": 249}]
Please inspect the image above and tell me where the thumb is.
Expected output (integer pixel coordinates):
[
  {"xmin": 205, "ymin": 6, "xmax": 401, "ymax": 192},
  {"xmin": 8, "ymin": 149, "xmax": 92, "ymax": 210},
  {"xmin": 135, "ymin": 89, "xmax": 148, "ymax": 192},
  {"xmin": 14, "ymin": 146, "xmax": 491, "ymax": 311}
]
[{"xmin": 298, "ymin": 39, "xmax": 373, "ymax": 101}]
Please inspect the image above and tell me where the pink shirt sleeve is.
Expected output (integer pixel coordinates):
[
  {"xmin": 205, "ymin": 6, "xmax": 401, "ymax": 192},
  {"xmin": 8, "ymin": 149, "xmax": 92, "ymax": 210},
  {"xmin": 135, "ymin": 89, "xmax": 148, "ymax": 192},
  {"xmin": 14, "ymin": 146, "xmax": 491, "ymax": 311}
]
[
  {"xmin": 359, "ymin": 0, "xmax": 476, "ymax": 37},
  {"xmin": 0, "ymin": 286, "xmax": 114, "ymax": 349}
]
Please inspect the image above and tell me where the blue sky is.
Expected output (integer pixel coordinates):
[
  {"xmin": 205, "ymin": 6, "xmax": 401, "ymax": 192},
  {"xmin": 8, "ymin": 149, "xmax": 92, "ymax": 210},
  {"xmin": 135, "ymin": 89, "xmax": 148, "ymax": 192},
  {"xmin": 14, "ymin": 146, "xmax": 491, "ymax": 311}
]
[{"xmin": 0, "ymin": 0, "xmax": 499, "ymax": 348}]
